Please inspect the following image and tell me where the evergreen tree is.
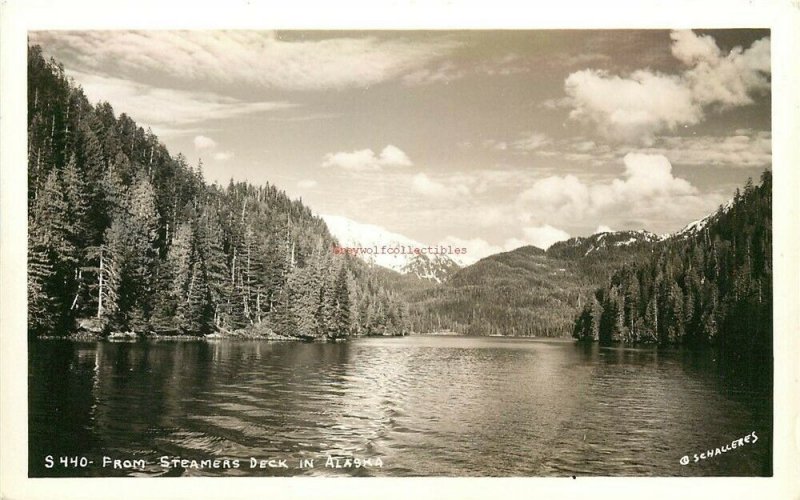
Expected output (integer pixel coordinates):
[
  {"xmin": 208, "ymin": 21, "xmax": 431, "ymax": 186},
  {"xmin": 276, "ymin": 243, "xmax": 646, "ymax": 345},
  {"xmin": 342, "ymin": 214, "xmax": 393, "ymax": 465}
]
[
  {"xmin": 329, "ymin": 266, "xmax": 352, "ymax": 338},
  {"xmin": 25, "ymin": 44, "xmax": 412, "ymax": 339},
  {"xmin": 573, "ymin": 170, "xmax": 771, "ymax": 351}
]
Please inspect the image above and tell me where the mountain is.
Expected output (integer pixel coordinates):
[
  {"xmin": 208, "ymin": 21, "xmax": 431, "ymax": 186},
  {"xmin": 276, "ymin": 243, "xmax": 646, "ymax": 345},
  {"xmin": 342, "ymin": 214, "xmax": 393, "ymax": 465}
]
[
  {"xmin": 673, "ymin": 198, "xmax": 735, "ymax": 239},
  {"xmin": 26, "ymin": 45, "xmax": 409, "ymax": 338},
  {"xmin": 321, "ymin": 214, "xmax": 462, "ymax": 283},
  {"xmin": 548, "ymin": 230, "xmax": 662, "ymax": 260},
  {"xmin": 403, "ymin": 197, "xmax": 760, "ymax": 338},
  {"xmin": 573, "ymin": 174, "xmax": 771, "ymax": 349},
  {"xmin": 403, "ymin": 235, "xmax": 664, "ymax": 337},
  {"xmin": 404, "ymin": 245, "xmax": 588, "ymax": 336}
]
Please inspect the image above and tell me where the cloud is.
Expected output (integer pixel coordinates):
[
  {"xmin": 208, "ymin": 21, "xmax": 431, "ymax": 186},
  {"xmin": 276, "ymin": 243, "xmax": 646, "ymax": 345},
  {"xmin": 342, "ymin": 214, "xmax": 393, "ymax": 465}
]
[
  {"xmin": 504, "ymin": 225, "xmax": 571, "ymax": 251},
  {"xmin": 443, "ymin": 223, "xmax": 570, "ymax": 263},
  {"xmin": 482, "ymin": 132, "xmax": 551, "ymax": 153},
  {"xmin": 482, "ymin": 139, "xmax": 508, "ymax": 151},
  {"xmin": 565, "ymin": 69, "xmax": 701, "ymax": 144},
  {"xmin": 677, "ymin": 34, "xmax": 771, "ymax": 108},
  {"xmin": 511, "ymin": 128, "xmax": 770, "ymax": 170},
  {"xmin": 440, "ymin": 236, "xmax": 505, "ymax": 265},
  {"xmin": 594, "ymin": 224, "xmax": 614, "ymax": 234},
  {"xmin": 323, "ymin": 150, "xmax": 382, "ymax": 171},
  {"xmin": 403, "ymin": 61, "xmax": 466, "ymax": 85},
  {"xmin": 378, "ymin": 145, "xmax": 413, "ymax": 167},
  {"xmin": 563, "ymin": 53, "xmax": 613, "ymax": 67},
  {"xmin": 516, "ymin": 153, "xmax": 722, "ymax": 226},
  {"xmin": 403, "ymin": 52, "xmax": 533, "ymax": 86},
  {"xmin": 629, "ymin": 130, "xmax": 771, "ymax": 167},
  {"xmin": 322, "ymin": 145, "xmax": 412, "ymax": 171},
  {"xmin": 512, "ymin": 132, "xmax": 552, "ymax": 151},
  {"xmin": 518, "ymin": 174, "xmax": 591, "ymax": 220},
  {"xmin": 297, "ymin": 179, "xmax": 318, "ymax": 189},
  {"xmin": 30, "ymin": 30, "xmax": 462, "ymax": 92},
  {"xmin": 540, "ymin": 97, "xmax": 572, "ymax": 110},
  {"xmin": 192, "ymin": 135, "xmax": 234, "ymax": 161},
  {"xmin": 476, "ymin": 53, "xmax": 531, "ymax": 76},
  {"xmin": 591, "ymin": 153, "xmax": 699, "ymax": 214},
  {"xmin": 265, "ymin": 113, "xmax": 341, "ymax": 123},
  {"xmin": 213, "ymin": 151, "xmax": 234, "ymax": 161},
  {"xmin": 70, "ymin": 71, "xmax": 294, "ymax": 130},
  {"xmin": 670, "ymin": 30, "xmax": 721, "ymax": 65},
  {"xmin": 560, "ymin": 30, "xmax": 770, "ymax": 144},
  {"xmin": 413, "ymin": 155, "xmax": 725, "ymax": 235},
  {"xmin": 411, "ymin": 172, "xmax": 470, "ymax": 199},
  {"xmin": 534, "ymin": 138, "xmax": 617, "ymax": 165},
  {"xmin": 193, "ymin": 135, "xmax": 217, "ymax": 150},
  {"xmin": 482, "ymin": 132, "xmax": 620, "ymax": 165}
]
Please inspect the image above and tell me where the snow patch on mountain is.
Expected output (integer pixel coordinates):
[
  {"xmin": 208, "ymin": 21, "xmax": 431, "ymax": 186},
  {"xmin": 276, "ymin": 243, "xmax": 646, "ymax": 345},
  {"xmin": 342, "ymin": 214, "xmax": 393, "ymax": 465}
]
[
  {"xmin": 582, "ymin": 230, "xmax": 660, "ymax": 256},
  {"xmin": 674, "ymin": 198, "xmax": 735, "ymax": 238},
  {"xmin": 321, "ymin": 214, "xmax": 462, "ymax": 282}
]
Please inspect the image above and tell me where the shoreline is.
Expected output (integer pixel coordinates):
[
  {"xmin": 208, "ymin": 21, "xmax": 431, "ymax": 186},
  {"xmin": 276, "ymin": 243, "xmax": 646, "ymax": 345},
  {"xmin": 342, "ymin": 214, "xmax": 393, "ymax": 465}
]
[
  {"xmin": 34, "ymin": 331, "xmax": 573, "ymax": 342},
  {"xmin": 34, "ymin": 332, "xmax": 756, "ymax": 350},
  {"xmin": 34, "ymin": 330, "xmax": 407, "ymax": 342},
  {"xmin": 36, "ymin": 331, "xmax": 325, "ymax": 343}
]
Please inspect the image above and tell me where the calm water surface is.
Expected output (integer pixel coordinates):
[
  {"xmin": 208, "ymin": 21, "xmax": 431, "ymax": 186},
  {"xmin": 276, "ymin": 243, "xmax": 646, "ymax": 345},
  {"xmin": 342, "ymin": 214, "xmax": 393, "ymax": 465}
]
[{"xmin": 29, "ymin": 336, "xmax": 771, "ymax": 477}]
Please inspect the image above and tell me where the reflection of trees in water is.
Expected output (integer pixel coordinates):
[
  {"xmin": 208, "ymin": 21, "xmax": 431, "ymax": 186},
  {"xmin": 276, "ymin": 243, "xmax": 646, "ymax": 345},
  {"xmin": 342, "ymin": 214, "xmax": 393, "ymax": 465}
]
[
  {"xmin": 678, "ymin": 347, "xmax": 772, "ymax": 476},
  {"xmin": 30, "ymin": 339, "xmax": 772, "ymax": 477},
  {"xmin": 679, "ymin": 348, "xmax": 771, "ymax": 403},
  {"xmin": 28, "ymin": 341, "xmax": 100, "ymax": 476},
  {"xmin": 95, "ymin": 343, "xmax": 183, "ymax": 455},
  {"xmin": 93, "ymin": 340, "xmax": 359, "ymax": 473},
  {"xmin": 566, "ymin": 341, "xmax": 771, "ymax": 476}
]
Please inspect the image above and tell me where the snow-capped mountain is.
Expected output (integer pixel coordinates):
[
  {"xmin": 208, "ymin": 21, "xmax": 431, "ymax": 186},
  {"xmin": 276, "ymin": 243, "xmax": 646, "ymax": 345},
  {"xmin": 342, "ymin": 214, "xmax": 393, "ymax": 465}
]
[
  {"xmin": 548, "ymin": 199, "xmax": 736, "ymax": 259},
  {"xmin": 673, "ymin": 198, "xmax": 735, "ymax": 238},
  {"xmin": 321, "ymin": 214, "xmax": 462, "ymax": 283},
  {"xmin": 547, "ymin": 229, "xmax": 661, "ymax": 259}
]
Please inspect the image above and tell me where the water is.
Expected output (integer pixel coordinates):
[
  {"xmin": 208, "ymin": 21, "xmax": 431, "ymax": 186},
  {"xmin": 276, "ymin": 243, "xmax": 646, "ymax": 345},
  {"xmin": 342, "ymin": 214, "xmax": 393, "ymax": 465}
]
[{"xmin": 28, "ymin": 336, "xmax": 772, "ymax": 477}]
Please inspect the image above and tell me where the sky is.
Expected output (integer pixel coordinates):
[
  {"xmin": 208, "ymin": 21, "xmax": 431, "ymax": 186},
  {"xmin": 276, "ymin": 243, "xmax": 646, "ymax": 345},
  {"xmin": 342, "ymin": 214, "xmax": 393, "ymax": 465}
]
[{"xmin": 30, "ymin": 29, "xmax": 771, "ymax": 260}]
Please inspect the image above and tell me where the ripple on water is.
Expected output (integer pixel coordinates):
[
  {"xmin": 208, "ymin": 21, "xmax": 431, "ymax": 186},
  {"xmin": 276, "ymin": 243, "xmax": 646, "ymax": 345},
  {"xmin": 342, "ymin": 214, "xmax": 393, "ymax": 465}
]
[{"xmin": 28, "ymin": 337, "xmax": 771, "ymax": 477}]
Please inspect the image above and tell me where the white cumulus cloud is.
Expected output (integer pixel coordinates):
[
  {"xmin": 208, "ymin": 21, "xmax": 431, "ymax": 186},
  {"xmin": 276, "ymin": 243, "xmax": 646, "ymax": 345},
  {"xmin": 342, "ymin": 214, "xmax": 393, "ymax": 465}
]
[
  {"xmin": 670, "ymin": 30, "xmax": 722, "ymax": 65},
  {"xmin": 504, "ymin": 225, "xmax": 571, "ymax": 251},
  {"xmin": 213, "ymin": 151, "xmax": 234, "ymax": 161},
  {"xmin": 322, "ymin": 145, "xmax": 412, "ymax": 171},
  {"xmin": 677, "ymin": 34, "xmax": 771, "ymax": 109},
  {"xmin": 440, "ymin": 236, "xmax": 505, "ymax": 265},
  {"xmin": 443, "ymin": 223, "xmax": 571, "ymax": 264},
  {"xmin": 411, "ymin": 172, "xmax": 470, "ymax": 199},
  {"xmin": 516, "ymin": 153, "xmax": 721, "ymax": 227},
  {"xmin": 194, "ymin": 135, "xmax": 217, "ymax": 150},
  {"xmin": 517, "ymin": 174, "xmax": 591, "ymax": 220},
  {"xmin": 565, "ymin": 69, "xmax": 701, "ymax": 144},
  {"xmin": 561, "ymin": 30, "xmax": 770, "ymax": 144}
]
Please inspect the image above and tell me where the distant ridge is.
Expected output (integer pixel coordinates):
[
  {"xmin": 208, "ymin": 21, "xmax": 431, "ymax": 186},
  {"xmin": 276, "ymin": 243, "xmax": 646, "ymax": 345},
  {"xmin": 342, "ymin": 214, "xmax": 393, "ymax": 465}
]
[
  {"xmin": 322, "ymin": 214, "xmax": 462, "ymax": 283},
  {"xmin": 401, "ymin": 191, "xmax": 760, "ymax": 339}
]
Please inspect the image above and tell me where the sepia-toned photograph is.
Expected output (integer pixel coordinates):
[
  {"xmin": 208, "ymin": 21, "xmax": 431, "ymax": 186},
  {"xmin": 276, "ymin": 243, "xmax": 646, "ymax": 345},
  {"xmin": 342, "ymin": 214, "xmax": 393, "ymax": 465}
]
[
  {"xmin": 22, "ymin": 28, "xmax": 775, "ymax": 478},
  {"xmin": 2, "ymin": 2, "xmax": 799, "ymax": 497}
]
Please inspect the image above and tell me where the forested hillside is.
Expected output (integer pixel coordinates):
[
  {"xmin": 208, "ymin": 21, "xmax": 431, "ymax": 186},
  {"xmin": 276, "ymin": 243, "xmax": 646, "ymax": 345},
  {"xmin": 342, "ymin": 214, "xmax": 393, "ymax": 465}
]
[
  {"xmin": 26, "ymin": 45, "xmax": 409, "ymax": 339},
  {"xmin": 573, "ymin": 172, "xmax": 772, "ymax": 351},
  {"xmin": 405, "ymin": 234, "xmax": 660, "ymax": 337}
]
